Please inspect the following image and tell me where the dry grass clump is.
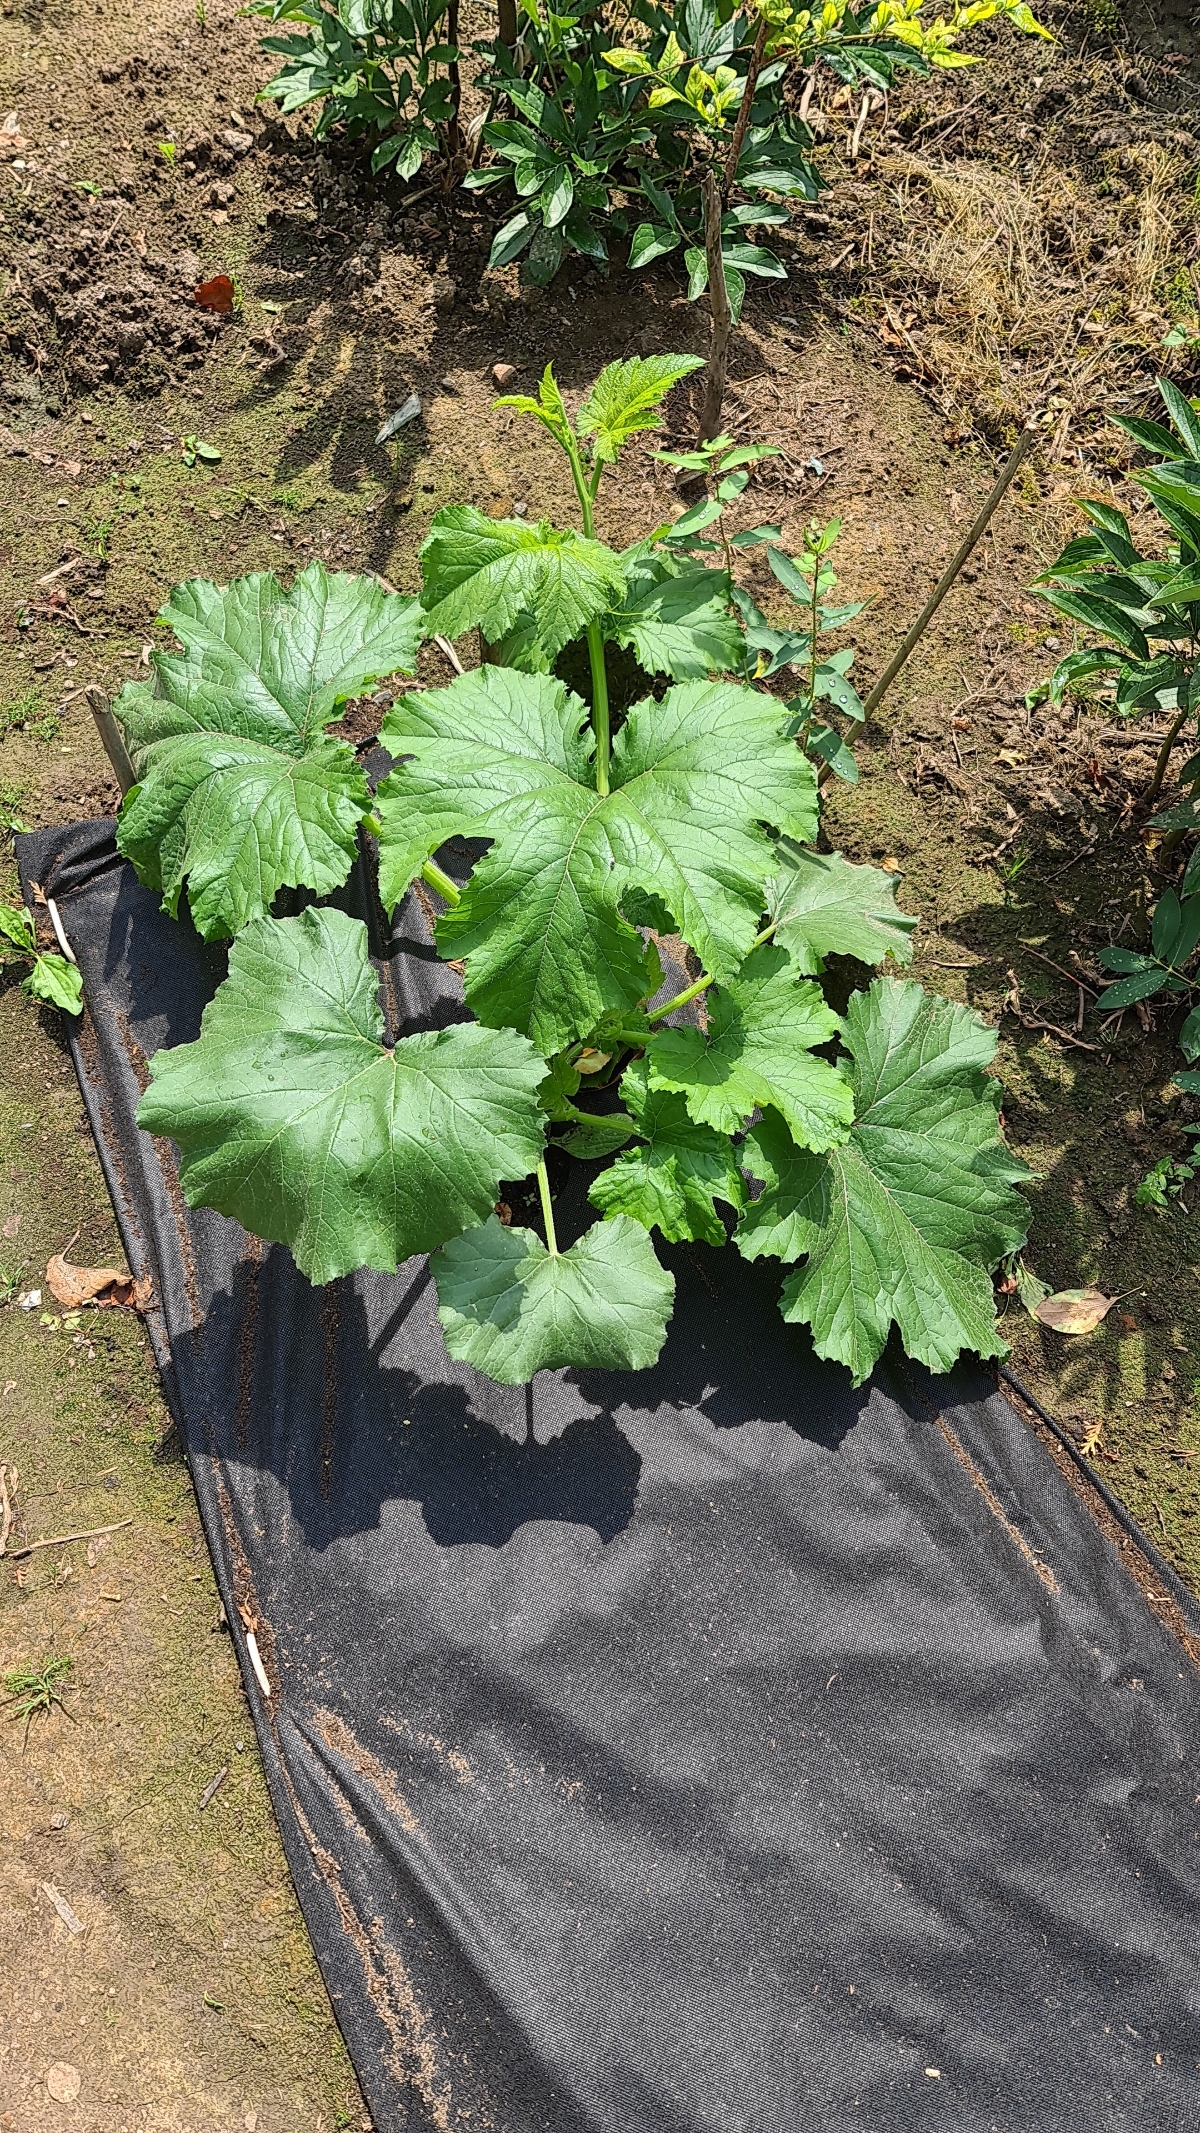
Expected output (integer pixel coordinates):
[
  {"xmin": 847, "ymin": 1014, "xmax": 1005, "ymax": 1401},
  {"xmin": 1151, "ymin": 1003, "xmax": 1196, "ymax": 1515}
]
[{"xmin": 864, "ymin": 140, "xmax": 1197, "ymax": 444}]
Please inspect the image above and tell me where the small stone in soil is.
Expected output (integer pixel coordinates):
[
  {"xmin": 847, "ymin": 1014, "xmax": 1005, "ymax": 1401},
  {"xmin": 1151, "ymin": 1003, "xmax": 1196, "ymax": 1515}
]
[{"xmin": 491, "ymin": 362, "xmax": 519, "ymax": 388}]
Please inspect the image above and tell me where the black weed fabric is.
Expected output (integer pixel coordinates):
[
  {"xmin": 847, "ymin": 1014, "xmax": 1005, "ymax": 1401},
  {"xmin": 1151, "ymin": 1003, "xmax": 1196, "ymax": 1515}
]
[{"xmin": 18, "ymin": 819, "xmax": 1200, "ymax": 2133}]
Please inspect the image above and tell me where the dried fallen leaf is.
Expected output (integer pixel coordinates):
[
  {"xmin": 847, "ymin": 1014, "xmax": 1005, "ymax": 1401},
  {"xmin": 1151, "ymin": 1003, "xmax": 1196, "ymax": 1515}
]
[
  {"xmin": 45, "ymin": 2061, "xmax": 81, "ymax": 2103},
  {"xmin": 194, "ymin": 272, "xmax": 235, "ymax": 313},
  {"xmin": 2, "ymin": 1212, "xmax": 19, "ymax": 1239},
  {"xmin": 45, "ymin": 1255, "xmax": 150, "ymax": 1311},
  {"xmin": 1034, "ymin": 1286, "xmax": 1117, "ymax": 1336}
]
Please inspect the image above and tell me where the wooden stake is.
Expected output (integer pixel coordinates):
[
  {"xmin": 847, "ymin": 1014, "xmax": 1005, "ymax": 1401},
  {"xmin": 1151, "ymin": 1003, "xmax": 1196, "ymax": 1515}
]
[
  {"xmin": 863, "ymin": 427, "xmax": 1035, "ymax": 718},
  {"xmin": 86, "ymin": 688, "xmax": 136, "ymax": 796}
]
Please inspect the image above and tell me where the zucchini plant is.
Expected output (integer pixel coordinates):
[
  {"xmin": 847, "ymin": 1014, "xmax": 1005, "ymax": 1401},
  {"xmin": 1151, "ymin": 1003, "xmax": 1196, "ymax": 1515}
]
[{"xmin": 116, "ymin": 357, "xmax": 1029, "ymax": 1390}]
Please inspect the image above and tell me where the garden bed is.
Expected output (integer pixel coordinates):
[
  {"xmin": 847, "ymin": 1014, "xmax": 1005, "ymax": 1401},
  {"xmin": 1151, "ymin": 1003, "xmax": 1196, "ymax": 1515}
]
[{"xmin": 3, "ymin": 0, "xmax": 1200, "ymax": 2121}]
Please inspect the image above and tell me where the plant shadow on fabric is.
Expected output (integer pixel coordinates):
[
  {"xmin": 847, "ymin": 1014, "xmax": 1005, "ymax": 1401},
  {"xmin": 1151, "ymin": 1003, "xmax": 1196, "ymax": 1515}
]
[{"xmin": 191, "ymin": 1217, "xmax": 871, "ymax": 1552}]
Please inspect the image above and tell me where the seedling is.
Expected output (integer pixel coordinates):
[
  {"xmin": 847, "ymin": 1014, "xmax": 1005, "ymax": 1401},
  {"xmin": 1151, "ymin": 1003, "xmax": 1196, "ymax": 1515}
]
[
  {"xmin": 0, "ymin": 902, "xmax": 83, "ymax": 1016},
  {"xmin": 158, "ymin": 141, "xmax": 178, "ymax": 167},
  {"xmin": 4, "ymin": 1656, "xmax": 74, "ymax": 1746},
  {"xmin": 181, "ymin": 437, "xmax": 222, "ymax": 468},
  {"xmin": 114, "ymin": 356, "xmax": 1028, "ymax": 1393}
]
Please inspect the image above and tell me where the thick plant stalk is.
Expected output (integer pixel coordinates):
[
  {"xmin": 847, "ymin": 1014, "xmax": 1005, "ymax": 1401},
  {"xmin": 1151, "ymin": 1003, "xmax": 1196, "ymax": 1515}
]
[
  {"xmin": 586, "ymin": 622, "xmax": 611, "ymax": 795},
  {"xmin": 536, "ymin": 1157, "xmax": 558, "ymax": 1254},
  {"xmin": 497, "ymin": 0, "xmax": 517, "ymax": 47},
  {"xmin": 699, "ymin": 170, "xmax": 733, "ymax": 445},
  {"xmin": 862, "ymin": 427, "xmax": 1035, "ymax": 718},
  {"xmin": 722, "ymin": 15, "xmax": 769, "ymax": 206}
]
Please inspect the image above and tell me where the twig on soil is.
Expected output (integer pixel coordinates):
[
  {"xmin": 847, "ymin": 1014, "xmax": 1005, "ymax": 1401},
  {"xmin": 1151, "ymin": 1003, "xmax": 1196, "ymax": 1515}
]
[
  {"xmin": 7, "ymin": 1517, "xmax": 132, "ymax": 1561},
  {"xmin": 42, "ymin": 1883, "xmax": 84, "ymax": 1934},
  {"xmin": 1003, "ymin": 970, "xmax": 1103, "ymax": 1053},
  {"xmin": 0, "ymin": 1463, "xmax": 14, "ymax": 1555},
  {"xmin": 1040, "ymin": 836, "xmax": 1099, "ymax": 882},
  {"xmin": 199, "ymin": 1765, "xmax": 228, "ymax": 1812},
  {"xmin": 1017, "ymin": 944, "xmax": 1100, "ymax": 997},
  {"xmin": 863, "ymin": 427, "xmax": 1035, "ymax": 718},
  {"xmin": 98, "ymin": 204, "xmax": 125, "ymax": 250},
  {"xmin": 432, "ymin": 633, "xmax": 464, "ymax": 675}
]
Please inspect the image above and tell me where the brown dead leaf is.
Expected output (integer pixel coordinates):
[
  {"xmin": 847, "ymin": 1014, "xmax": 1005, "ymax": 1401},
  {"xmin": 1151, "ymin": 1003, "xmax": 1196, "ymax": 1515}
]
[
  {"xmin": 1034, "ymin": 1286, "xmax": 1117, "ymax": 1336},
  {"xmin": 2, "ymin": 1212, "xmax": 18, "ymax": 1239},
  {"xmin": 45, "ymin": 1255, "xmax": 151, "ymax": 1311},
  {"xmin": 194, "ymin": 272, "xmax": 235, "ymax": 313}
]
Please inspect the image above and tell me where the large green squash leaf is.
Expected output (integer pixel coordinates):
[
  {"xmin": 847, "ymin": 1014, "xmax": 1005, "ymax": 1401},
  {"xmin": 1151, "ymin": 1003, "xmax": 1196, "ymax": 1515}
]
[
  {"xmin": 376, "ymin": 669, "xmax": 817, "ymax": 1053},
  {"xmin": 646, "ymin": 945, "xmax": 853, "ymax": 1151},
  {"xmin": 418, "ymin": 507, "xmax": 627, "ymax": 666},
  {"xmin": 433, "ymin": 1212, "xmax": 675, "ymax": 1382},
  {"xmin": 766, "ymin": 842, "xmax": 918, "ymax": 975},
  {"xmin": 136, "ymin": 908, "xmax": 548, "ymax": 1285},
  {"xmin": 736, "ymin": 978, "xmax": 1031, "ymax": 1385},
  {"xmin": 606, "ymin": 550, "xmax": 744, "ymax": 680},
  {"xmin": 115, "ymin": 563, "xmax": 422, "ymax": 940},
  {"xmin": 588, "ymin": 1058, "xmax": 744, "ymax": 1245}
]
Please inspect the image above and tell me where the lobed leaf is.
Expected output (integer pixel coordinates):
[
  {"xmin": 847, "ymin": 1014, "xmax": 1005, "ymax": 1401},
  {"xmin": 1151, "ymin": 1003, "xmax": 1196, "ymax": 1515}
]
[
  {"xmin": 433, "ymin": 1212, "xmax": 675, "ymax": 1382},
  {"xmin": 115, "ymin": 563, "xmax": 421, "ymax": 939},
  {"xmin": 575, "ymin": 354, "xmax": 704, "ymax": 466},
  {"xmin": 606, "ymin": 550, "xmax": 743, "ymax": 679},
  {"xmin": 736, "ymin": 979, "xmax": 1031, "ymax": 1385},
  {"xmin": 766, "ymin": 842, "xmax": 917, "ymax": 975},
  {"xmin": 136, "ymin": 908, "xmax": 548, "ymax": 1285},
  {"xmin": 418, "ymin": 507, "xmax": 626, "ymax": 666},
  {"xmin": 588, "ymin": 1057, "xmax": 745, "ymax": 1245},
  {"xmin": 646, "ymin": 945, "xmax": 854, "ymax": 1151},
  {"xmin": 377, "ymin": 669, "xmax": 818, "ymax": 1053}
]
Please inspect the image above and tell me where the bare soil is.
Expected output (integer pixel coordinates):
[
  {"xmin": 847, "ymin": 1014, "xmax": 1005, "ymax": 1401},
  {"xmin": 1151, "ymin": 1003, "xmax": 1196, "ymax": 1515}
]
[{"xmin": 3, "ymin": 0, "xmax": 1200, "ymax": 2121}]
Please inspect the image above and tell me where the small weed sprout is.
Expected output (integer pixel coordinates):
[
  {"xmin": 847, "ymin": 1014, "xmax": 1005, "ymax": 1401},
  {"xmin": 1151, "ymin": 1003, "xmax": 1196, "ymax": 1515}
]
[{"xmin": 3, "ymin": 1656, "xmax": 75, "ymax": 1747}]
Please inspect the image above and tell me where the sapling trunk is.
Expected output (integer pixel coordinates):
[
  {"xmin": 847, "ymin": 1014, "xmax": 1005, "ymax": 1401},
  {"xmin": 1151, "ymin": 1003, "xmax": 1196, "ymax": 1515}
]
[
  {"xmin": 1145, "ymin": 700, "xmax": 1194, "ymax": 805},
  {"xmin": 446, "ymin": 0, "xmax": 463, "ymax": 162},
  {"xmin": 497, "ymin": 0, "xmax": 517, "ymax": 48},
  {"xmin": 699, "ymin": 169, "xmax": 733, "ymax": 445},
  {"xmin": 722, "ymin": 15, "xmax": 768, "ymax": 207}
]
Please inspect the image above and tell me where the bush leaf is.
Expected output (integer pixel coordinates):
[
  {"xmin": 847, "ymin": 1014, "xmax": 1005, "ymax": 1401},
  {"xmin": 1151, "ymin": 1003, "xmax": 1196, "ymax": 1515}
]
[
  {"xmin": 433, "ymin": 1212, "xmax": 675, "ymax": 1381},
  {"xmin": 766, "ymin": 842, "xmax": 918, "ymax": 975},
  {"xmin": 737, "ymin": 978, "xmax": 1031, "ymax": 1385},
  {"xmin": 377, "ymin": 670, "xmax": 818, "ymax": 1052},
  {"xmin": 114, "ymin": 563, "xmax": 422, "ymax": 939},
  {"xmin": 588, "ymin": 1057, "xmax": 745, "ymax": 1244},
  {"xmin": 646, "ymin": 945, "xmax": 854, "ymax": 1150},
  {"xmin": 136, "ymin": 908, "xmax": 548, "ymax": 1285}
]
